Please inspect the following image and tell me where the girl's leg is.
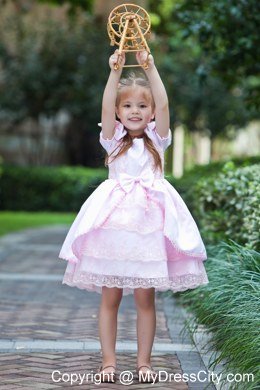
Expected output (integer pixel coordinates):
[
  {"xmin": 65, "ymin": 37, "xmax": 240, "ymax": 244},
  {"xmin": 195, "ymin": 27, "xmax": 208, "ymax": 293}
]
[
  {"xmin": 134, "ymin": 287, "xmax": 156, "ymax": 370},
  {"xmin": 98, "ymin": 286, "xmax": 123, "ymax": 371}
]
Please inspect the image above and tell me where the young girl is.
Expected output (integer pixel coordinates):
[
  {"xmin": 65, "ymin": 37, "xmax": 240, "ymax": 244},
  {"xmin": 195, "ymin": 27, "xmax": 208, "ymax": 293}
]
[{"xmin": 59, "ymin": 49, "xmax": 208, "ymax": 383}]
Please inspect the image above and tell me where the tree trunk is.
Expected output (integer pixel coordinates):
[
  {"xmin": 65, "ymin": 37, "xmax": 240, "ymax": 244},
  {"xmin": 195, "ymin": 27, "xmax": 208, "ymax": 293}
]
[
  {"xmin": 172, "ymin": 125, "xmax": 185, "ymax": 178},
  {"xmin": 192, "ymin": 132, "xmax": 211, "ymax": 165}
]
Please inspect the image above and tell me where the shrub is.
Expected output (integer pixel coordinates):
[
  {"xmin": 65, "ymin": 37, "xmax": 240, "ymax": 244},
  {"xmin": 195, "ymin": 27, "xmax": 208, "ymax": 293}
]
[
  {"xmin": 166, "ymin": 155, "xmax": 260, "ymax": 205},
  {"xmin": 0, "ymin": 164, "xmax": 107, "ymax": 211},
  {"xmin": 191, "ymin": 163, "xmax": 260, "ymax": 251},
  {"xmin": 178, "ymin": 241, "xmax": 260, "ymax": 390}
]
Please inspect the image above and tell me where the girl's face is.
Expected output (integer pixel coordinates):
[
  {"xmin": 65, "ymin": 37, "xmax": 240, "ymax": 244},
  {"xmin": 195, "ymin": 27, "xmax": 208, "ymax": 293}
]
[{"xmin": 116, "ymin": 86, "xmax": 155, "ymax": 135}]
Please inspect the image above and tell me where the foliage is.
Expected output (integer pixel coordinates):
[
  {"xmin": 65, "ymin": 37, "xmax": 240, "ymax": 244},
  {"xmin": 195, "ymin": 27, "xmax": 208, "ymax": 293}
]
[
  {"xmin": 0, "ymin": 155, "xmax": 3, "ymax": 178},
  {"xmin": 148, "ymin": 4, "xmax": 250, "ymax": 137},
  {"xmin": 0, "ymin": 164, "xmax": 107, "ymax": 211},
  {"xmin": 149, "ymin": 0, "xmax": 259, "ymax": 112},
  {"xmin": 175, "ymin": 0, "xmax": 259, "ymax": 82},
  {"xmin": 178, "ymin": 241, "xmax": 260, "ymax": 390},
  {"xmin": 167, "ymin": 155, "xmax": 260, "ymax": 206},
  {"xmin": 37, "ymin": 0, "xmax": 94, "ymax": 14},
  {"xmin": 190, "ymin": 163, "xmax": 260, "ymax": 251},
  {"xmin": 156, "ymin": 41, "xmax": 249, "ymax": 137},
  {"xmin": 0, "ymin": 1, "xmax": 112, "ymax": 166},
  {"xmin": 176, "ymin": 0, "xmax": 260, "ymax": 111},
  {"xmin": 0, "ymin": 3, "xmax": 109, "ymax": 124}
]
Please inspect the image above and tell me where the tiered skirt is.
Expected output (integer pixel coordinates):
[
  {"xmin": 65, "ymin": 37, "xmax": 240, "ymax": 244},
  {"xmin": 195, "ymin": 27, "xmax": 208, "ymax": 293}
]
[{"xmin": 62, "ymin": 183, "xmax": 208, "ymax": 296}]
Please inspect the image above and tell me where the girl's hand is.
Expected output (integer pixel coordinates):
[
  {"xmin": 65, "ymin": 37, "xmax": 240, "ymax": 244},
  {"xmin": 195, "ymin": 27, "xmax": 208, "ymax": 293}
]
[
  {"xmin": 136, "ymin": 50, "xmax": 154, "ymax": 69},
  {"xmin": 109, "ymin": 49, "xmax": 125, "ymax": 70}
]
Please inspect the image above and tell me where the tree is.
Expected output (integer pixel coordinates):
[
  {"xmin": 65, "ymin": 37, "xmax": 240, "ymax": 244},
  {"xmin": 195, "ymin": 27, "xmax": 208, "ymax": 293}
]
[
  {"xmin": 0, "ymin": 2, "xmax": 110, "ymax": 166},
  {"xmin": 147, "ymin": 2, "xmax": 249, "ymax": 139},
  {"xmin": 37, "ymin": 0, "xmax": 94, "ymax": 14},
  {"xmin": 149, "ymin": 0, "xmax": 260, "ymax": 111}
]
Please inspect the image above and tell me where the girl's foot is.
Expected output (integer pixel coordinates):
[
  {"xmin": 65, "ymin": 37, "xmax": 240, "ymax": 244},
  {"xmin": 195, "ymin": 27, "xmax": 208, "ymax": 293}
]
[
  {"xmin": 136, "ymin": 365, "xmax": 158, "ymax": 383},
  {"xmin": 97, "ymin": 364, "xmax": 117, "ymax": 383}
]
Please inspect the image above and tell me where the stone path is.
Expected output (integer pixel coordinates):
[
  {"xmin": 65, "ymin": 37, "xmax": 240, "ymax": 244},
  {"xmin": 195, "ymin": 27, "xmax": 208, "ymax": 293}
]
[{"xmin": 0, "ymin": 225, "xmax": 216, "ymax": 389}]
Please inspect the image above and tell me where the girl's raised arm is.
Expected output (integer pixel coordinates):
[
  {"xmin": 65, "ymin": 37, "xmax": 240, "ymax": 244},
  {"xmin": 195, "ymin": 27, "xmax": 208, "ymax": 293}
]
[
  {"xmin": 101, "ymin": 50, "xmax": 125, "ymax": 140},
  {"xmin": 136, "ymin": 51, "xmax": 170, "ymax": 138}
]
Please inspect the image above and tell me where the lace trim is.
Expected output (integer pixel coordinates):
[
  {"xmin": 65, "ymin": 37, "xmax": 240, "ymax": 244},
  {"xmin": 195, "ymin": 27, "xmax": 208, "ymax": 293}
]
[
  {"xmin": 164, "ymin": 235, "xmax": 207, "ymax": 258},
  {"xmin": 63, "ymin": 271, "xmax": 209, "ymax": 292}
]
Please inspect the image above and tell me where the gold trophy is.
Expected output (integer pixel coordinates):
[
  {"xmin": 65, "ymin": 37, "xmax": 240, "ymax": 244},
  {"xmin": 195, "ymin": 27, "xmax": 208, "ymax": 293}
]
[{"xmin": 107, "ymin": 3, "xmax": 151, "ymax": 70}]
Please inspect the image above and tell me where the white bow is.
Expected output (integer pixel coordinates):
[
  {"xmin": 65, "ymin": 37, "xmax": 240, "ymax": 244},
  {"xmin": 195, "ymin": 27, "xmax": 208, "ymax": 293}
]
[{"xmin": 118, "ymin": 172, "xmax": 154, "ymax": 193}]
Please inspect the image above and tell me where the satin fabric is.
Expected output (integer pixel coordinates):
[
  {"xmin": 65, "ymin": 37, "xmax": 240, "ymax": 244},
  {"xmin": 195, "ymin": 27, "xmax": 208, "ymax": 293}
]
[{"xmin": 59, "ymin": 121, "xmax": 208, "ymax": 295}]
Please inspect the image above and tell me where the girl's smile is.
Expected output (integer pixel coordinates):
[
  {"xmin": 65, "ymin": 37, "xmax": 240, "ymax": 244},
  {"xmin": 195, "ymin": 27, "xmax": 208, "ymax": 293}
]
[{"xmin": 116, "ymin": 86, "xmax": 154, "ymax": 136}]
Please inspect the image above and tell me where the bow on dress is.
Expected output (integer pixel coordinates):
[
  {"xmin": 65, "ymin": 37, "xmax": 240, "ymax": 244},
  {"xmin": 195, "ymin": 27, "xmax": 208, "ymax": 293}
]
[{"xmin": 118, "ymin": 172, "xmax": 155, "ymax": 193}]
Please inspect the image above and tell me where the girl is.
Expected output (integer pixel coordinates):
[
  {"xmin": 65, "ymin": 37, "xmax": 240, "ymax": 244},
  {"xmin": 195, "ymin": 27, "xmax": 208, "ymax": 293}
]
[{"xmin": 59, "ymin": 49, "xmax": 208, "ymax": 383}]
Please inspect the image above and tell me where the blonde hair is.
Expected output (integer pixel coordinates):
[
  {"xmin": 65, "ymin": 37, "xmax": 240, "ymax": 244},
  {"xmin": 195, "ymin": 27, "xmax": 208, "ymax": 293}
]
[
  {"xmin": 116, "ymin": 72, "xmax": 155, "ymax": 110},
  {"xmin": 105, "ymin": 72, "xmax": 162, "ymax": 172}
]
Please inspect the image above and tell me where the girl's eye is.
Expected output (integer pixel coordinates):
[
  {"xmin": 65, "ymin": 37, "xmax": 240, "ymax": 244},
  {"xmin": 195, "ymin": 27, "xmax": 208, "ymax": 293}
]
[
  {"xmin": 123, "ymin": 104, "xmax": 130, "ymax": 108},
  {"xmin": 140, "ymin": 105, "xmax": 147, "ymax": 108}
]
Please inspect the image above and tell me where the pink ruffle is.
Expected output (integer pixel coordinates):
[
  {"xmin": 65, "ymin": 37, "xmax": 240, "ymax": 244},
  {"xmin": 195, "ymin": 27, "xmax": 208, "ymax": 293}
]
[{"xmin": 62, "ymin": 258, "xmax": 208, "ymax": 296}]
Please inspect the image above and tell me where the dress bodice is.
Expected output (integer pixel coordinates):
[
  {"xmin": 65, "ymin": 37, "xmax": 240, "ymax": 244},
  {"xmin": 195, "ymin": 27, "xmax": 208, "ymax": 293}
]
[{"xmin": 99, "ymin": 121, "xmax": 172, "ymax": 183}]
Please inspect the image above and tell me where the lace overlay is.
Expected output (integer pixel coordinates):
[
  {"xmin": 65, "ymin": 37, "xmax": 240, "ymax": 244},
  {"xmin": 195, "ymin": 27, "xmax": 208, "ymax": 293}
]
[
  {"xmin": 63, "ymin": 270, "xmax": 209, "ymax": 296},
  {"xmin": 100, "ymin": 191, "xmax": 164, "ymax": 235},
  {"xmin": 78, "ymin": 186, "xmax": 167, "ymax": 261},
  {"xmin": 83, "ymin": 229, "xmax": 167, "ymax": 261}
]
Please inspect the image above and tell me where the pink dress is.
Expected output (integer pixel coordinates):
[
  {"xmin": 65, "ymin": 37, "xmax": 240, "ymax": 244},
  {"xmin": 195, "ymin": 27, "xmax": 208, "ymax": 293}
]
[{"xmin": 59, "ymin": 121, "xmax": 209, "ymax": 295}]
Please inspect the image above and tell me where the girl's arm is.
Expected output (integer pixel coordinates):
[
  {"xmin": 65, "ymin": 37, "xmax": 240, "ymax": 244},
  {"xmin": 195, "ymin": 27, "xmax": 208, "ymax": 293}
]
[
  {"xmin": 101, "ymin": 50, "xmax": 125, "ymax": 140},
  {"xmin": 136, "ymin": 51, "xmax": 170, "ymax": 138}
]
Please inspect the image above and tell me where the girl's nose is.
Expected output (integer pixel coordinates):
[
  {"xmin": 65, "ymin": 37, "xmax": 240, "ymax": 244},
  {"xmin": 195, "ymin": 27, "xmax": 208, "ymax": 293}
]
[{"xmin": 132, "ymin": 106, "xmax": 139, "ymax": 113}]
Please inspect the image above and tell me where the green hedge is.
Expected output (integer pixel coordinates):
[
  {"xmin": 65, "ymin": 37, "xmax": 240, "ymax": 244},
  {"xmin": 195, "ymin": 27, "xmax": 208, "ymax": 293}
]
[
  {"xmin": 179, "ymin": 241, "xmax": 260, "ymax": 390},
  {"xmin": 166, "ymin": 155, "xmax": 260, "ymax": 205},
  {"xmin": 189, "ymin": 163, "xmax": 260, "ymax": 251},
  {"xmin": 1, "ymin": 155, "xmax": 259, "ymax": 217},
  {"xmin": 0, "ymin": 164, "xmax": 107, "ymax": 211}
]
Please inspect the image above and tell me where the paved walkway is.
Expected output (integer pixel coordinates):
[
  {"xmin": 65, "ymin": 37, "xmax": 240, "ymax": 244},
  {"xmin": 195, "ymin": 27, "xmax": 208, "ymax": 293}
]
[{"xmin": 0, "ymin": 225, "xmax": 216, "ymax": 389}]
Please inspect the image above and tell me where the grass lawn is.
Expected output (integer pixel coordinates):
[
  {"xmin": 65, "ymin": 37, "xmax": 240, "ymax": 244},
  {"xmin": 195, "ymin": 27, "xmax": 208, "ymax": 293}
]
[{"xmin": 0, "ymin": 211, "xmax": 76, "ymax": 236}]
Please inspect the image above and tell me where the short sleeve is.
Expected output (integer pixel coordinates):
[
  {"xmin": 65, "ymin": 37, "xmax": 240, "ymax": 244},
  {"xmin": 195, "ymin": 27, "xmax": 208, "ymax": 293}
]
[
  {"xmin": 99, "ymin": 120, "xmax": 127, "ymax": 153},
  {"xmin": 145, "ymin": 121, "xmax": 172, "ymax": 151}
]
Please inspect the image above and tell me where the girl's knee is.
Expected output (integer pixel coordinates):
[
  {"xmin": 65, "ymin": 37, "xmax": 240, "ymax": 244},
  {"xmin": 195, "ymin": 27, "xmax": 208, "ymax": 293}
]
[
  {"xmin": 101, "ymin": 287, "xmax": 123, "ymax": 309},
  {"xmin": 134, "ymin": 288, "xmax": 155, "ymax": 310}
]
